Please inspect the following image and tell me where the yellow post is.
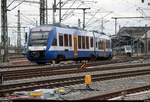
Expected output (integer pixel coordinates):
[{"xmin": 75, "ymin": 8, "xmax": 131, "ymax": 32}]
[{"xmin": 84, "ymin": 75, "xmax": 92, "ymax": 89}]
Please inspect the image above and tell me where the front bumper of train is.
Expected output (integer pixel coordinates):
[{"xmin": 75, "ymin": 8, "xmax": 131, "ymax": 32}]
[{"xmin": 27, "ymin": 51, "xmax": 47, "ymax": 62}]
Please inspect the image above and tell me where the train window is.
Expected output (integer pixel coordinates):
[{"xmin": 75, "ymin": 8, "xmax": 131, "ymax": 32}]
[
  {"xmin": 96, "ymin": 42, "xmax": 98, "ymax": 48},
  {"xmin": 52, "ymin": 37, "xmax": 57, "ymax": 46},
  {"xmin": 90, "ymin": 37, "xmax": 93, "ymax": 47},
  {"xmin": 95, "ymin": 38, "xmax": 98, "ymax": 48},
  {"xmin": 86, "ymin": 36, "xmax": 89, "ymax": 49},
  {"xmin": 106, "ymin": 40, "xmax": 110, "ymax": 48},
  {"xmin": 78, "ymin": 36, "xmax": 82, "ymax": 49},
  {"xmin": 30, "ymin": 32, "xmax": 49, "ymax": 46},
  {"xmin": 82, "ymin": 36, "xmax": 86, "ymax": 49},
  {"xmin": 101, "ymin": 41, "xmax": 103, "ymax": 49},
  {"xmin": 69, "ymin": 35, "xmax": 72, "ymax": 47},
  {"xmin": 121, "ymin": 48, "xmax": 125, "ymax": 51},
  {"xmin": 64, "ymin": 34, "xmax": 68, "ymax": 46},
  {"xmin": 59, "ymin": 33, "xmax": 63, "ymax": 46},
  {"xmin": 106, "ymin": 40, "xmax": 108, "ymax": 48},
  {"xmin": 98, "ymin": 41, "xmax": 100, "ymax": 49},
  {"xmin": 103, "ymin": 40, "xmax": 106, "ymax": 50},
  {"xmin": 100, "ymin": 40, "xmax": 103, "ymax": 49}
]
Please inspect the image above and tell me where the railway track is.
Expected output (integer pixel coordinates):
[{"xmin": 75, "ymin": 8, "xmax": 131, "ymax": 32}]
[
  {"xmin": 1, "ymin": 64, "xmax": 150, "ymax": 96},
  {"xmin": 0, "ymin": 55, "xmax": 147, "ymax": 81},
  {"xmin": 0, "ymin": 59, "xmax": 125, "ymax": 79},
  {"xmin": 0, "ymin": 55, "xmax": 144, "ymax": 69},
  {"xmin": 0, "ymin": 63, "xmax": 39, "ymax": 69},
  {"xmin": 81, "ymin": 85, "xmax": 150, "ymax": 100},
  {"xmin": 2, "ymin": 59, "xmax": 150, "ymax": 81}
]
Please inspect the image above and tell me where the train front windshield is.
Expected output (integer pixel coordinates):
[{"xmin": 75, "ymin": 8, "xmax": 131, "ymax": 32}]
[
  {"xmin": 29, "ymin": 31, "xmax": 49, "ymax": 46},
  {"xmin": 126, "ymin": 46, "xmax": 131, "ymax": 50}
]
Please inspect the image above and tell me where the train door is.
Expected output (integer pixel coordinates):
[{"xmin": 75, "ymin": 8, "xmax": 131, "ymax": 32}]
[{"xmin": 73, "ymin": 35, "xmax": 78, "ymax": 58}]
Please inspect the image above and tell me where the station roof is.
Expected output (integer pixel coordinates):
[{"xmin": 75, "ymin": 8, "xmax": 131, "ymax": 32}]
[
  {"xmin": 117, "ymin": 26, "xmax": 150, "ymax": 38},
  {"xmin": 111, "ymin": 26, "xmax": 150, "ymax": 47}
]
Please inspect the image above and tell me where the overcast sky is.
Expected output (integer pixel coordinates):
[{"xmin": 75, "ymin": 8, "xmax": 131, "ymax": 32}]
[{"xmin": 0, "ymin": 0, "xmax": 150, "ymax": 46}]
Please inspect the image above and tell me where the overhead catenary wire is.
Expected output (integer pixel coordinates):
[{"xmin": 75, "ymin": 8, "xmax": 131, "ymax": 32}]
[
  {"xmin": 61, "ymin": 3, "xmax": 83, "ymax": 22},
  {"xmin": 85, "ymin": 9, "xmax": 101, "ymax": 26},
  {"xmin": 20, "ymin": 13, "xmax": 37, "ymax": 26},
  {"xmin": 20, "ymin": 13, "xmax": 36, "ymax": 23},
  {"xmin": 7, "ymin": 0, "xmax": 16, "ymax": 8},
  {"xmin": 61, "ymin": 0, "xmax": 78, "ymax": 20},
  {"xmin": 4, "ymin": 0, "xmax": 150, "ymax": 40},
  {"xmin": 14, "ymin": 0, "xmax": 40, "ymax": 4},
  {"xmin": 61, "ymin": 0, "xmax": 70, "ymax": 7},
  {"xmin": 8, "ymin": 0, "xmax": 26, "ymax": 11}
]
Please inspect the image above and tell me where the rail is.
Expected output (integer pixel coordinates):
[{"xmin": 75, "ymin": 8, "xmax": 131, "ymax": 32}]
[
  {"xmin": 81, "ymin": 85, "xmax": 150, "ymax": 100},
  {"xmin": 1, "ymin": 67, "xmax": 150, "ymax": 96}
]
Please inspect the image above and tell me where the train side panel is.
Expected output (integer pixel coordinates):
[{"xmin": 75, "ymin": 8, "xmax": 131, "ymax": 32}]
[{"xmin": 26, "ymin": 25, "xmax": 112, "ymax": 64}]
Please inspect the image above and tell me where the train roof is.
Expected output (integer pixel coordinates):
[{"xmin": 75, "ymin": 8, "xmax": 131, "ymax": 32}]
[
  {"xmin": 31, "ymin": 25, "xmax": 53, "ymax": 32},
  {"xmin": 31, "ymin": 24, "xmax": 110, "ymax": 39}
]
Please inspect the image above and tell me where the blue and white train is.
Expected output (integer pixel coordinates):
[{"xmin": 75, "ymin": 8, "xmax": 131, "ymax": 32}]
[{"xmin": 26, "ymin": 24, "xmax": 112, "ymax": 64}]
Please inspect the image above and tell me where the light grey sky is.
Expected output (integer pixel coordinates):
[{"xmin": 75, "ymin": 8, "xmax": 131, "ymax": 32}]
[{"xmin": 0, "ymin": 0, "xmax": 150, "ymax": 46}]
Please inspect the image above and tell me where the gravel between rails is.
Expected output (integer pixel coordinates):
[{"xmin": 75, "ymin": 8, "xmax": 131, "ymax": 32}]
[
  {"xmin": 2, "ymin": 61, "xmax": 150, "ymax": 81},
  {"xmin": 1, "ymin": 65, "xmax": 150, "ymax": 97},
  {"xmin": 0, "ymin": 56, "xmax": 143, "ymax": 70},
  {"xmin": 56, "ymin": 75, "xmax": 150, "ymax": 100},
  {"xmin": 1, "ymin": 60, "xmax": 149, "ymax": 72},
  {"xmin": 2, "ymin": 64, "xmax": 150, "ymax": 86}
]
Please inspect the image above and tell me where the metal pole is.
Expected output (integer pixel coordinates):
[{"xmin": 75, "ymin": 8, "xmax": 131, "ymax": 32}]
[
  {"xmin": 145, "ymin": 31, "xmax": 148, "ymax": 56},
  {"xmin": 137, "ymin": 38, "xmax": 139, "ymax": 57},
  {"xmin": 25, "ymin": 32, "xmax": 28, "ymax": 44},
  {"xmin": 47, "ymin": 7, "xmax": 90, "ymax": 26},
  {"xmin": 45, "ymin": 0, "xmax": 48, "ymax": 24},
  {"xmin": 17, "ymin": 10, "xmax": 21, "ymax": 53},
  {"xmin": 40, "ymin": 0, "xmax": 45, "ymax": 25},
  {"xmin": 115, "ymin": 18, "xmax": 117, "ymax": 35},
  {"xmin": 131, "ymin": 32, "xmax": 134, "ymax": 56},
  {"xmin": 8, "ymin": 37, "xmax": 10, "ymax": 47},
  {"xmin": 36, "ymin": 20, "xmax": 38, "ymax": 26},
  {"xmin": 78, "ymin": 19, "xmax": 81, "ymax": 28},
  {"xmin": 59, "ymin": 0, "xmax": 61, "ymax": 23},
  {"xmin": 101, "ymin": 17, "xmax": 104, "ymax": 32},
  {"xmin": 1, "ymin": 0, "xmax": 8, "ymax": 62},
  {"xmin": 83, "ymin": 9, "xmax": 85, "ymax": 30},
  {"xmin": 53, "ymin": 0, "xmax": 56, "ymax": 24}
]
